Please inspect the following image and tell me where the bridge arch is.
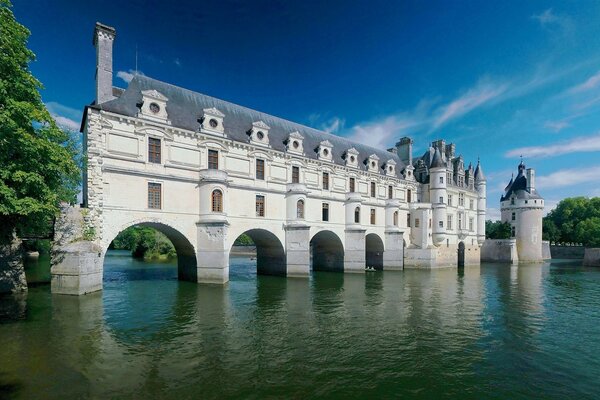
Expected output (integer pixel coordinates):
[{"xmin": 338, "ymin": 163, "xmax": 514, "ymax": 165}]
[
  {"xmin": 310, "ymin": 230, "xmax": 344, "ymax": 272},
  {"xmin": 365, "ymin": 233, "xmax": 384, "ymax": 270},
  {"xmin": 229, "ymin": 229, "xmax": 286, "ymax": 276},
  {"xmin": 104, "ymin": 219, "xmax": 198, "ymax": 282}
]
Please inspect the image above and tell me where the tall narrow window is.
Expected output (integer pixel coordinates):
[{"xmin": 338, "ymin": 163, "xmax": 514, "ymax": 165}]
[
  {"xmin": 388, "ymin": 186, "xmax": 393, "ymax": 199},
  {"xmin": 439, "ymin": 221, "xmax": 444, "ymax": 228},
  {"xmin": 512, "ymin": 212, "xmax": 516, "ymax": 221},
  {"xmin": 407, "ymin": 213, "xmax": 411, "ymax": 227},
  {"xmin": 458, "ymin": 213, "xmax": 463, "ymax": 229},
  {"xmin": 297, "ymin": 199, "xmax": 304, "ymax": 219},
  {"xmin": 439, "ymin": 176, "xmax": 444, "ymax": 184},
  {"xmin": 447, "ymin": 215, "xmax": 452, "ymax": 230},
  {"xmin": 415, "ymin": 218, "xmax": 420, "ymax": 228},
  {"xmin": 148, "ymin": 182, "xmax": 161, "ymax": 209},
  {"xmin": 448, "ymin": 194, "xmax": 453, "ymax": 206},
  {"xmin": 470, "ymin": 199, "xmax": 474, "ymax": 210},
  {"xmin": 148, "ymin": 137, "xmax": 161, "ymax": 163},
  {"xmin": 370, "ymin": 208, "xmax": 376, "ymax": 225},
  {"xmin": 292, "ymin": 166, "xmax": 300, "ymax": 184},
  {"xmin": 469, "ymin": 217, "xmax": 474, "ymax": 231},
  {"xmin": 322, "ymin": 203, "xmax": 329, "ymax": 221},
  {"xmin": 439, "ymin": 196, "xmax": 444, "ymax": 204},
  {"xmin": 208, "ymin": 149, "xmax": 219, "ymax": 170},
  {"xmin": 371, "ymin": 182, "xmax": 376, "ymax": 198},
  {"xmin": 354, "ymin": 206, "xmax": 360, "ymax": 223},
  {"xmin": 511, "ymin": 197, "xmax": 515, "ymax": 205},
  {"xmin": 511, "ymin": 226, "xmax": 516, "ymax": 237},
  {"xmin": 211, "ymin": 189, "xmax": 223, "ymax": 212},
  {"xmin": 407, "ymin": 189, "xmax": 412, "ymax": 203},
  {"xmin": 256, "ymin": 159, "xmax": 265, "ymax": 180},
  {"xmin": 256, "ymin": 195, "xmax": 265, "ymax": 217},
  {"xmin": 349, "ymin": 177, "xmax": 356, "ymax": 192},
  {"xmin": 393, "ymin": 211, "xmax": 398, "ymax": 226},
  {"xmin": 323, "ymin": 172, "xmax": 329, "ymax": 190}
]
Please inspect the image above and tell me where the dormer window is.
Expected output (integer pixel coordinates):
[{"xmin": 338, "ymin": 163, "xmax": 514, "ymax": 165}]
[
  {"xmin": 385, "ymin": 159, "xmax": 396, "ymax": 176},
  {"xmin": 286, "ymin": 131, "xmax": 304, "ymax": 154},
  {"xmin": 139, "ymin": 90, "xmax": 169, "ymax": 122},
  {"xmin": 317, "ymin": 140, "xmax": 333, "ymax": 162},
  {"xmin": 345, "ymin": 147, "xmax": 359, "ymax": 168},
  {"xmin": 367, "ymin": 154, "xmax": 380, "ymax": 173},
  {"xmin": 248, "ymin": 121, "xmax": 270, "ymax": 147},
  {"xmin": 201, "ymin": 107, "xmax": 225, "ymax": 136}
]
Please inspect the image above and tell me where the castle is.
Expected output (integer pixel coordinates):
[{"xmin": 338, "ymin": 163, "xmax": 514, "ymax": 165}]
[
  {"xmin": 499, "ymin": 161, "xmax": 545, "ymax": 262},
  {"xmin": 51, "ymin": 22, "xmax": 488, "ymax": 294}
]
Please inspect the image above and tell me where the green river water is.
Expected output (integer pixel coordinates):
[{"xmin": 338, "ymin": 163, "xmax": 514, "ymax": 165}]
[{"xmin": 1, "ymin": 250, "xmax": 599, "ymax": 399}]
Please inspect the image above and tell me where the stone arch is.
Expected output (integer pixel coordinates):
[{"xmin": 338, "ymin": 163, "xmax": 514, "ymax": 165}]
[
  {"xmin": 230, "ymin": 229, "xmax": 286, "ymax": 276},
  {"xmin": 365, "ymin": 233, "xmax": 384, "ymax": 270},
  {"xmin": 104, "ymin": 219, "xmax": 198, "ymax": 282},
  {"xmin": 310, "ymin": 230, "xmax": 344, "ymax": 272}
]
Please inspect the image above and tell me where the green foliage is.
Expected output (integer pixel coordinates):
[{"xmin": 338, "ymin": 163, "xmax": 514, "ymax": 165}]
[
  {"xmin": 544, "ymin": 197, "xmax": 600, "ymax": 246},
  {"xmin": 0, "ymin": 0, "xmax": 80, "ymax": 244},
  {"xmin": 233, "ymin": 233, "xmax": 254, "ymax": 246},
  {"xmin": 485, "ymin": 220, "xmax": 511, "ymax": 239},
  {"xmin": 112, "ymin": 226, "xmax": 176, "ymax": 260},
  {"xmin": 542, "ymin": 219, "xmax": 560, "ymax": 243},
  {"xmin": 21, "ymin": 238, "xmax": 50, "ymax": 253}
]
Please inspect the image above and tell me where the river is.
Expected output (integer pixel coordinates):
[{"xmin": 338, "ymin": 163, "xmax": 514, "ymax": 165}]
[{"xmin": 0, "ymin": 250, "xmax": 599, "ymax": 399}]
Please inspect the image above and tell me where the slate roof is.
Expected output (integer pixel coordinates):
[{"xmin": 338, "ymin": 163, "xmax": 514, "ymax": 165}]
[
  {"xmin": 500, "ymin": 163, "xmax": 542, "ymax": 201},
  {"xmin": 90, "ymin": 75, "xmax": 407, "ymax": 177}
]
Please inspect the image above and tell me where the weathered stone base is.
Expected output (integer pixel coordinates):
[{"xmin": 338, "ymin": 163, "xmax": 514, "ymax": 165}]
[
  {"xmin": 344, "ymin": 228, "xmax": 366, "ymax": 273},
  {"xmin": 0, "ymin": 238, "xmax": 27, "ymax": 294},
  {"xmin": 383, "ymin": 231, "xmax": 404, "ymax": 270},
  {"xmin": 542, "ymin": 241, "xmax": 551, "ymax": 260},
  {"xmin": 583, "ymin": 248, "xmax": 600, "ymax": 267},
  {"xmin": 51, "ymin": 241, "xmax": 103, "ymax": 295},
  {"xmin": 481, "ymin": 239, "xmax": 518, "ymax": 264},
  {"xmin": 405, "ymin": 244, "xmax": 480, "ymax": 269},
  {"xmin": 285, "ymin": 225, "xmax": 310, "ymax": 277}
]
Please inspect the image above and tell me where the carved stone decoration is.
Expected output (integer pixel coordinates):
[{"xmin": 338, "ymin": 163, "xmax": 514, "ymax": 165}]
[
  {"xmin": 317, "ymin": 140, "xmax": 333, "ymax": 162},
  {"xmin": 367, "ymin": 154, "xmax": 380, "ymax": 173},
  {"xmin": 138, "ymin": 90, "xmax": 169, "ymax": 123},
  {"xmin": 286, "ymin": 131, "xmax": 304, "ymax": 155},
  {"xmin": 201, "ymin": 107, "xmax": 226, "ymax": 136},
  {"xmin": 248, "ymin": 120, "xmax": 270, "ymax": 147},
  {"xmin": 345, "ymin": 147, "xmax": 360, "ymax": 168},
  {"xmin": 385, "ymin": 159, "xmax": 397, "ymax": 176}
]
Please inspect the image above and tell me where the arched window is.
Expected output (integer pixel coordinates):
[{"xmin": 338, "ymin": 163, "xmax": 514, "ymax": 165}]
[
  {"xmin": 297, "ymin": 199, "xmax": 304, "ymax": 219},
  {"xmin": 354, "ymin": 206, "xmax": 360, "ymax": 223},
  {"xmin": 211, "ymin": 189, "xmax": 223, "ymax": 212},
  {"xmin": 393, "ymin": 211, "xmax": 398, "ymax": 226}
]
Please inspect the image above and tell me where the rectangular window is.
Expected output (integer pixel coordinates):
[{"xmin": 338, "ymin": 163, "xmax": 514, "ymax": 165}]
[
  {"xmin": 323, "ymin": 172, "xmax": 329, "ymax": 190},
  {"xmin": 512, "ymin": 212, "xmax": 516, "ymax": 221},
  {"xmin": 469, "ymin": 217, "xmax": 474, "ymax": 231},
  {"xmin": 439, "ymin": 220, "xmax": 444, "ymax": 228},
  {"xmin": 292, "ymin": 166, "xmax": 300, "ymax": 184},
  {"xmin": 407, "ymin": 189, "xmax": 412, "ymax": 203},
  {"xmin": 459, "ymin": 193, "xmax": 465, "ymax": 206},
  {"xmin": 439, "ymin": 196, "xmax": 444, "ymax": 204},
  {"xmin": 407, "ymin": 213, "xmax": 411, "ymax": 227},
  {"xmin": 148, "ymin": 137, "xmax": 161, "ymax": 163},
  {"xmin": 469, "ymin": 199, "xmax": 474, "ymax": 210},
  {"xmin": 208, "ymin": 149, "xmax": 219, "ymax": 170},
  {"xmin": 349, "ymin": 177, "xmax": 355, "ymax": 192},
  {"xmin": 148, "ymin": 182, "xmax": 161, "ymax": 209},
  {"xmin": 458, "ymin": 213, "xmax": 463, "ymax": 229},
  {"xmin": 256, "ymin": 195, "xmax": 265, "ymax": 217},
  {"xmin": 388, "ymin": 186, "xmax": 393, "ymax": 199},
  {"xmin": 511, "ymin": 226, "xmax": 516, "ymax": 237},
  {"xmin": 371, "ymin": 182, "xmax": 376, "ymax": 198},
  {"xmin": 447, "ymin": 215, "xmax": 452, "ymax": 230},
  {"xmin": 448, "ymin": 194, "xmax": 453, "ymax": 206},
  {"xmin": 415, "ymin": 218, "xmax": 420, "ymax": 228},
  {"xmin": 370, "ymin": 209, "xmax": 376, "ymax": 225},
  {"xmin": 447, "ymin": 172, "xmax": 452, "ymax": 185},
  {"xmin": 322, "ymin": 203, "xmax": 329, "ymax": 222},
  {"xmin": 256, "ymin": 159, "xmax": 265, "ymax": 180},
  {"xmin": 439, "ymin": 176, "xmax": 444, "ymax": 184}
]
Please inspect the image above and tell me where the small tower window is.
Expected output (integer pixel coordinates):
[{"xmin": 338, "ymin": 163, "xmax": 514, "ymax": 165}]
[
  {"xmin": 439, "ymin": 176, "xmax": 444, "ymax": 184},
  {"xmin": 388, "ymin": 185, "xmax": 393, "ymax": 199},
  {"xmin": 415, "ymin": 218, "xmax": 420, "ymax": 228},
  {"xmin": 393, "ymin": 211, "xmax": 398, "ymax": 226},
  {"xmin": 512, "ymin": 212, "xmax": 516, "ymax": 221},
  {"xmin": 296, "ymin": 199, "xmax": 304, "ymax": 219},
  {"xmin": 447, "ymin": 215, "xmax": 452, "ymax": 230},
  {"xmin": 256, "ymin": 159, "xmax": 265, "ymax": 180},
  {"xmin": 148, "ymin": 137, "xmax": 161, "ymax": 164},
  {"xmin": 148, "ymin": 182, "xmax": 161, "ymax": 209},
  {"xmin": 511, "ymin": 197, "xmax": 515, "ymax": 205},
  {"xmin": 439, "ymin": 221, "xmax": 443, "ymax": 228},
  {"xmin": 322, "ymin": 203, "xmax": 329, "ymax": 221},
  {"xmin": 407, "ymin": 189, "xmax": 412, "ymax": 203},
  {"xmin": 439, "ymin": 196, "xmax": 444, "ymax": 204},
  {"xmin": 511, "ymin": 226, "xmax": 516, "ymax": 237},
  {"xmin": 256, "ymin": 195, "xmax": 265, "ymax": 217},
  {"xmin": 323, "ymin": 172, "xmax": 329, "ymax": 190},
  {"xmin": 208, "ymin": 149, "xmax": 219, "ymax": 170},
  {"xmin": 292, "ymin": 166, "xmax": 300, "ymax": 183},
  {"xmin": 211, "ymin": 189, "xmax": 222, "ymax": 212},
  {"xmin": 370, "ymin": 209, "xmax": 376, "ymax": 225},
  {"xmin": 349, "ymin": 177, "xmax": 356, "ymax": 193},
  {"xmin": 407, "ymin": 213, "xmax": 411, "ymax": 227},
  {"xmin": 469, "ymin": 217, "xmax": 474, "ymax": 231},
  {"xmin": 371, "ymin": 182, "xmax": 376, "ymax": 198},
  {"xmin": 354, "ymin": 207, "xmax": 360, "ymax": 223}
]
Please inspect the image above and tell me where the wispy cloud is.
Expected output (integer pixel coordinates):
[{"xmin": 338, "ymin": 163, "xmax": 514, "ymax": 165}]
[
  {"xmin": 505, "ymin": 131, "xmax": 600, "ymax": 158},
  {"xmin": 320, "ymin": 117, "xmax": 345, "ymax": 134},
  {"xmin": 532, "ymin": 8, "xmax": 573, "ymax": 32},
  {"xmin": 537, "ymin": 165, "xmax": 600, "ymax": 189},
  {"xmin": 432, "ymin": 79, "xmax": 508, "ymax": 129},
  {"xmin": 544, "ymin": 120, "xmax": 570, "ymax": 132},
  {"xmin": 174, "ymin": 58, "xmax": 182, "ymax": 67},
  {"xmin": 532, "ymin": 9, "xmax": 560, "ymax": 26},
  {"xmin": 486, "ymin": 207, "xmax": 501, "ymax": 221},
  {"xmin": 116, "ymin": 69, "xmax": 144, "ymax": 84},
  {"xmin": 569, "ymin": 70, "xmax": 600, "ymax": 94},
  {"xmin": 46, "ymin": 102, "xmax": 81, "ymax": 131}
]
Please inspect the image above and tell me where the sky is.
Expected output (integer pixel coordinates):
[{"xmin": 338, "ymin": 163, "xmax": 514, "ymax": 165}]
[{"xmin": 11, "ymin": 0, "xmax": 600, "ymax": 219}]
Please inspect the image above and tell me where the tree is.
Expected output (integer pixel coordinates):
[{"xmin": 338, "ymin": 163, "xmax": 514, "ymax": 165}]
[
  {"xmin": 542, "ymin": 219, "xmax": 560, "ymax": 243},
  {"xmin": 0, "ymin": 0, "xmax": 80, "ymax": 245},
  {"xmin": 544, "ymin": 197, "xmax": 600, "ymax": 246},
  {"xmin": 485, "ymin": 220, "xmax": 511, "ymax": 239}
]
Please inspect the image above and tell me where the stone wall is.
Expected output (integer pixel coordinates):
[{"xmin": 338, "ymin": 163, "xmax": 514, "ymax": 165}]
[
  {"xmin": 542, "ymin": 241, "xmax": 551, "ymax": 260},
  {"xmin": 0, "ymin": 236, "xmax": 27, "ymax": 294},
  {"xmin": 481, "ymin": 239, "xmax": 518, "ymax": 263},
  {"xmin": 583, "ymin": 248, "xmax": 600, "ymax": 267},
  {"xmin": 550, "ymin": 245, "xmax": 585, "ymax": 259}
]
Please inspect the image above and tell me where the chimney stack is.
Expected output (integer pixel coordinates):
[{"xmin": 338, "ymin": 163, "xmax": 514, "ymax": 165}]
[
  {"xmin": 395, "ymin": 137, "xmax": 413, "ymax": 166},
  {"xmin": 526, "ymin": 168, "xmax": 535, "ymax": 192},
  {"xmin": 93, "ymin": 22, "xmax": 116, "ymax": 105}
]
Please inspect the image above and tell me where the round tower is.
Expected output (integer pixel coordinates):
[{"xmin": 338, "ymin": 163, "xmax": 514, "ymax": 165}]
[
  {"xmin": 429, "ymin": 148, "xmax": 447, "ymax": 245},
  {"xmin": 500, "ymin": 161, "xmax": 544, "ymax": 262},
  {"xmin": 474, "ymin": 159, "xmax": 486, "ymax": 245}
]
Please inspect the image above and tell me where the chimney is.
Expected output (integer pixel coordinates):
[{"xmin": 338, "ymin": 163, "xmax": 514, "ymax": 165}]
[
  {"xmin": 93, "ymin": 22, "xmax": 116, "ymax": 104},
  {"xmin": 526, "ymin": 168, "xmax": 535, "ymax": 192},
  {"xmin": 395, "ymin": 137, "xmax": 413, "ymax": 165}
]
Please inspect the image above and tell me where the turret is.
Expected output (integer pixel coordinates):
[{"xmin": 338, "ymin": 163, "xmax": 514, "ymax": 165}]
[
  {"xmin": 93, "ymin": 22, "xmax": 116, "ymax": 104},
  {"xmin": 474, "ymin": 158, "xmax": 486, "ymax": 245},
  {"xmin": 429, "ymin": 148, "xmax": 447, "ymax": 245}
]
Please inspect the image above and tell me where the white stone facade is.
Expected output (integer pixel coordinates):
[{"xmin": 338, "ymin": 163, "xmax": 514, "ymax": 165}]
[{"xmin": 50, "ymin": 22, "xmax": 486, "ymax": 294}]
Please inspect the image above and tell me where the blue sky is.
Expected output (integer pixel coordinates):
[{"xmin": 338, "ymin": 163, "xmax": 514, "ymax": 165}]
[{"xmin": 12, "ymin": 0, "xmax": 600, "ymax": 219}]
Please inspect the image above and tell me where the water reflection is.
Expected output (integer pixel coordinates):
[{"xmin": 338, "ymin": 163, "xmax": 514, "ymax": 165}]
[{"xmin": 1, "ymin": 254, "xmax": 600, "ymax": 399}]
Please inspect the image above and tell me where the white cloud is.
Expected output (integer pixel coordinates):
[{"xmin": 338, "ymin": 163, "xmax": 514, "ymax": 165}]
[
  {"xmin": 46, "ymin": 102, "xmax": 81, "ymax": 131},
  {"xmin": 569, "ymin": 70, "xmax": 600, "ymax": 94},
  {"xmin": 505, "ymin": 131, "xmax": 600, "ymax": 158},
  {"xmin": 432, "ymin": 80, "xmax": 508, "ymax": 129},
  {"xmin": 544, "ymin": 120, "xmax": 570, "ymax": 132},
  {"xmin": 486, "ymin": 207, "xmax": 501, "ymax": 221},
  {"xmin": 537, "ymin": 165, "xmax": 600, "ymax": 189},
  {"xmin": 532, "ymin": 9, "xmax": 559, "ymax": 25},
  {"xmin": 320, "ymin": 117, "xmax": 345, "ymax": 134},
  {"xmin": 174, "ymin": 58, "xmax": 182, "ymax": 67},
  {"xmin": 116, "ymin": 69, "xmax": 144, "ymax": 84}
]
